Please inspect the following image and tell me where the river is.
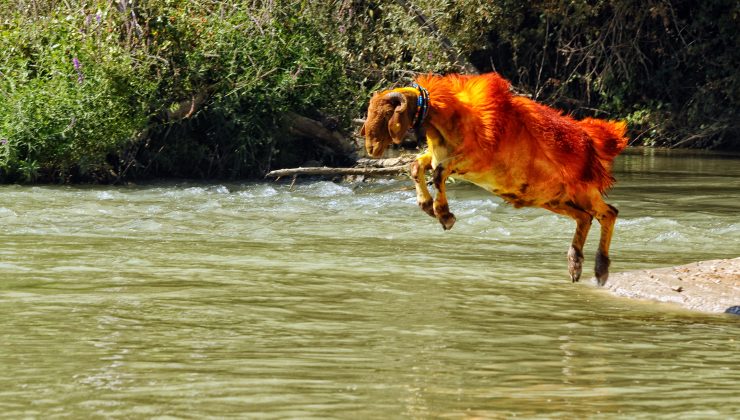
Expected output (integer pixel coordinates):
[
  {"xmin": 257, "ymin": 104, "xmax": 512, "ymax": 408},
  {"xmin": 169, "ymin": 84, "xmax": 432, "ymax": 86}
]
[{"xmin": 1, "ymin": 149, "xmax": 739, "ymax": 418}]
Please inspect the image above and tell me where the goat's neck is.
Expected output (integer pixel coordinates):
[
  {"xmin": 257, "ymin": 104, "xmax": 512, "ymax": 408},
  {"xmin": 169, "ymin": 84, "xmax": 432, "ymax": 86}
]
[
  {"xmin": 425, "ymin": 107, "xmax": 463, "ymax": 148},
  {"xmin": 422, "ymin": 108, "xmax": 461, "ymax": 169}
]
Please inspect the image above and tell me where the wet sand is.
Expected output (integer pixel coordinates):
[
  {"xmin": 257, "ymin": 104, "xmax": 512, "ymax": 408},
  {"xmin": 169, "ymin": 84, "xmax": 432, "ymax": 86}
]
[{"xmin": 605, "ymin": 257, "xmax": 740, "ymax": 314}]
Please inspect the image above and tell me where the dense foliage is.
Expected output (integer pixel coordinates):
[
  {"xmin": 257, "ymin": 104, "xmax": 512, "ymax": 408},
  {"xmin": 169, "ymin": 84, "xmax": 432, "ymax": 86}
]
[{"xmin": 0, "ymin": 0, "xmax": 737, "ymax": 182}]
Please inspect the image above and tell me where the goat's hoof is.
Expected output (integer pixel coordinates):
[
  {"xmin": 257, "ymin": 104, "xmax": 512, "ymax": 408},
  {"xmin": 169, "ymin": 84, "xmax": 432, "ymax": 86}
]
[
  {"xmin": 595, "ymin": 251, "xmax": 611, "ymax": 286},
  {"xmin": 438, "ymin": 213, "xmax": 456, "ymax": 230},
  {"xmin": 567, "ymin": 246, "xmax": 584, "ymax": 283},
  {"xmin": 419, "ymin": 200, "xmax": 435, "ymax": 217},
  {"xmin": 595, "ymin": 272, "xmax": 609, "ymax": 286}
]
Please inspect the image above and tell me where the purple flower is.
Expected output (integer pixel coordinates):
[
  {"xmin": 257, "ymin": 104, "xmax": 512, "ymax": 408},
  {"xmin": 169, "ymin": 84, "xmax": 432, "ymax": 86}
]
[
  {"xmin": 96, "ymin": 13, "xmax": 102, "ymax": 24},
  {"xmin": 0, "ymin": 139, "xmax": 7, "ymax": 145},
  {"xmin": 73, "ymin": 57, "xmax": 84, "ymax": 83}
]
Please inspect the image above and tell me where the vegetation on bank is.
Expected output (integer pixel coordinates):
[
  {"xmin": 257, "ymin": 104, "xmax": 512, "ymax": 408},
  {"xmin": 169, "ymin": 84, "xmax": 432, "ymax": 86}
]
[{"xmin": 1, "ymin": 0, "xmax": 737, "ymax": 183}]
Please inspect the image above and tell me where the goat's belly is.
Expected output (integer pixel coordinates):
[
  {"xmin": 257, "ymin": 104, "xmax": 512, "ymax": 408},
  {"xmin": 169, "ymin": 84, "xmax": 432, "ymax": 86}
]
[
  {"xmin": 455, "ymin": 171, "xmax": 504, "ymax": 195},
  {"xmin": 456, "ymin": 171, "xmax": 564, "ymax": 209}
]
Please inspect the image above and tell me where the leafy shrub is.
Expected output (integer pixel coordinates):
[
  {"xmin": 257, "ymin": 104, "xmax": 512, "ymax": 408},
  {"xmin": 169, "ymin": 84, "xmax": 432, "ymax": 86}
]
[
  {"xmin": 0, "ymin": 1, "xmax": 363, "ymax": 181},
  {"xmin": 0, "ymin": 5, "xmax": 155, "ymax": 182},
  {"xmin": 134, "ymin": 2, "xmax": 357, "ymax": 178}
]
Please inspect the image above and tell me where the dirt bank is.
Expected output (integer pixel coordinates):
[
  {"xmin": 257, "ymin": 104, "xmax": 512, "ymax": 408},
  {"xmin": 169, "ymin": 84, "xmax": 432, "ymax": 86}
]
[{"xmin": 604, "ymin": 257, "xmax": 740, "ymax": 314}]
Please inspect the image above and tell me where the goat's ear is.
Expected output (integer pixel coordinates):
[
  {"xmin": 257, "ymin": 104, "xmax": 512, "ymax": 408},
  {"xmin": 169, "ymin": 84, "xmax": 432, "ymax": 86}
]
[{"xmin": 385, "ymin": 92, "xmax": 409, "ymax": 144}]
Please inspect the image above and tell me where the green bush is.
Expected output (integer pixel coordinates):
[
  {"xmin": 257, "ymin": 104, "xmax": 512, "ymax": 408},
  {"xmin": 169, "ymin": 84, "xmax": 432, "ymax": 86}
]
[
  {"xmin": 0, "ymin": 5, "xmax": 155, "ymax": 182},
  {"xmin": 0, "ymin": 1, "xmax": 365, "ymax": 182},
  {"xmin": 135, "ymin": 2, "xmax": 357, "ymax": 178}
]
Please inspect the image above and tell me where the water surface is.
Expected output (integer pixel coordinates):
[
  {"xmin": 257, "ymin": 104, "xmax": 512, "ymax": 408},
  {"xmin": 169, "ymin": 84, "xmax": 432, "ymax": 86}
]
[{"xmin": 1, "ymin": 149, "xmax": 739, "ymax": 418}]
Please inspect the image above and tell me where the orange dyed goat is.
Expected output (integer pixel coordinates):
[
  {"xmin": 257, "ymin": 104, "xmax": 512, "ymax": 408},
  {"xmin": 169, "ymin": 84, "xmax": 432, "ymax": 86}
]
[{"xmin": 361, "ymin": 72, "xmax": 628, "ymax": 285}]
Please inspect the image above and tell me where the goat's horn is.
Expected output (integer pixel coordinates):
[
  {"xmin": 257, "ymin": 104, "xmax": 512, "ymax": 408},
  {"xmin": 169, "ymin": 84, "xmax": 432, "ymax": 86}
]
[{"xmin": 384, "ymin": 91, "xmax": 408, "ymax": 113}]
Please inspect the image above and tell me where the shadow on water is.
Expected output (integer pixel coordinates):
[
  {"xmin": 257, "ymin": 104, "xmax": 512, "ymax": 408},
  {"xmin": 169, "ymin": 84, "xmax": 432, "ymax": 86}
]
[{"xmin": 0, "ymin": 149, "xmax": 738, "ymax": 418}]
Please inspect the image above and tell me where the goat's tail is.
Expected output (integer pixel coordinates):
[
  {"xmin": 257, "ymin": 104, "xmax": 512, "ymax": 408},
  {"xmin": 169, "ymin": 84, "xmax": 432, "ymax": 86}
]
[{"xmin": 579, "ymin": 118, "xmax": 629, "ymax": 163}]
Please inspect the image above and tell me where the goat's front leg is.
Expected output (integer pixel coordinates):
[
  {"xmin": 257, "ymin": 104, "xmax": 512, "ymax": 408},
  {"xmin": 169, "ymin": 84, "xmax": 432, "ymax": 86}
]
[
  {"xmin": 431, "ymin": 163, "xmax": 456, "ymax": 230},
  {"xmin": 411, "ymin": 152, "xmax": 435, "ymax": 217}
]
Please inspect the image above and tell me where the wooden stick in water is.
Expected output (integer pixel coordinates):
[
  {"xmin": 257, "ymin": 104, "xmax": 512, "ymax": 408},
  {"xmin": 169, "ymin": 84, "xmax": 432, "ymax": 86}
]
[{"xmin": 265, "ymin": 165, "xmax": 408, "ymax": 179}]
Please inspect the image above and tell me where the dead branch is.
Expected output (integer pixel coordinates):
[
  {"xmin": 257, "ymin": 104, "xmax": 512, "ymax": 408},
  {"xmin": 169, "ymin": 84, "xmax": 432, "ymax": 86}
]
[
  {"xmin": 355, "ymin": 155, "xmax": 417, "ymax": 168},
  {"xmin": 283, "ymin": 112, "xmax": 355, "ymax": 155},
  {"xmin": 265, "ymin": 165, "xmax": 408, "ymax": 179}
]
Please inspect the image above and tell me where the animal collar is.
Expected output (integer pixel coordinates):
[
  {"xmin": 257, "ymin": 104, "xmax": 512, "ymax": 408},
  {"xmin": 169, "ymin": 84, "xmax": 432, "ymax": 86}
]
[{"xmin": 411, "ymin": 83, "xmax": 429, "ymax": 130}]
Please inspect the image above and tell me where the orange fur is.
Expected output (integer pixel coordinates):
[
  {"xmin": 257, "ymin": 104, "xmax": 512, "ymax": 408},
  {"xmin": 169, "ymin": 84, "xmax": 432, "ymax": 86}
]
[
  {"xmin": 362, "ymin": 72, "xmax": 629, "ymax": 285},
  {"xmin": 414, "ymin": 73, "xmax": 627, "ymax": 194}
]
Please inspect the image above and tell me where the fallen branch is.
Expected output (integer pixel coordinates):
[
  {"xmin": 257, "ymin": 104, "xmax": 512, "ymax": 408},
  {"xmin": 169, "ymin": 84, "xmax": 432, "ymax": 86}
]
[
  {"xmin": 283, "ymin": 112, "xmax": 355, "ymax": 155},
  {"xmin": 265, "ymin": 165, "xmax": 408, "ymax": 179},
  {"xmin": 355, "ymin": 155, "xmax": 417, "ymax": 168}
]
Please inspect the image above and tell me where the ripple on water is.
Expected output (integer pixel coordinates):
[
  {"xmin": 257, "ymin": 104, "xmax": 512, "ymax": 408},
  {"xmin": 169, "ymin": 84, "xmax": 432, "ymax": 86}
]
[
  {"xmin": 95, "ymin": 191, "xmax": 117, "ymax": 201},
  {"xmin": 481, "ymin": 226, "xmax": 513, "ymax": 237},
  {"xmin": 0, "ymin": 207, "xmax": 18, "ymax": 218},
  {"xmin": 299, "ymin": 181, "xmax": 353, "ymax": 198},
  {"xmin": 617, "ymin": 216, "xmax": 686, "ymax": 241},
  {"xmin": 195, "ymin": 200, "xmax": 223, "ymax": 212},
  {"xmin": 710, "ymin": 223, "xmax": 739, "ymax": 235},
  {"xmin": 618, "ymin": 216, "xmax": 680, "ymax": 228},
  {"xmin": 209, "ymin": 185, "xmax": 230, "ymax": 194},
  {"xmin": 160, "ymin": 185, "xmax": 230, "ymax": 199},
  {"xmin": 456, "ymin": 199, "xmax": 500, "ymax": 213},
  {"xmin": 617, "ymin": 216, "xmax": 654, "ymax": 227},
  {"xmin": 179, "ymin": 185, "xmax": 231, "ymax": 195},
  {"xmin": 462, "ymin": 214, "xmax": 493, "ymax": 226},
  {"xmin": 350, "ymin": 192, "xmax": 416, "ymax": 217},
  {"xmin": 237, "ymin": 185, "xmax": 279, "ymax": 198},
  {"xmin": 652, "ymin": 230, "xmax": 689, "ymax": 242},
  {"xmin": 0, "ymin": 262, "xmax": 32, "ymax": 272},
  {"xmin": 123, "ymin": 218, "xmax": 164, "ymax": 232}
]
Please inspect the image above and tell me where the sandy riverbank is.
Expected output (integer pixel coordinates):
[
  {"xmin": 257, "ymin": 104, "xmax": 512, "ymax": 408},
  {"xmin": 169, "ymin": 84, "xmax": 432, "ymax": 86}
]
[{"xmin": 604, "ymin": 257, "xmax": 740, "ymax": 314}]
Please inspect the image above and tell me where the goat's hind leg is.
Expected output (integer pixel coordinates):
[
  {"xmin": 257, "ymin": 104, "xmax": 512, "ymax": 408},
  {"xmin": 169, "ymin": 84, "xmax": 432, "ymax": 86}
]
[
  {"xmin": 568, "ymin": 209, "xmax": 593, "ymax": 282},
  {"xmin": 549, "ymin": 202, "xmax": 593, "ymax": 282},
  {"xmin": 591, "ymin": 197, "xmax": 619, "ymax": 286}
]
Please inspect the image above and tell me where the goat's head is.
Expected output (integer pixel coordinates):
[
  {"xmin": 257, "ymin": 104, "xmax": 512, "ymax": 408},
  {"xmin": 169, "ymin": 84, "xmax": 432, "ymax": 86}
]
[{"xmin": 361, "ymin": 89, "xmax": 417, "ymax": 158}]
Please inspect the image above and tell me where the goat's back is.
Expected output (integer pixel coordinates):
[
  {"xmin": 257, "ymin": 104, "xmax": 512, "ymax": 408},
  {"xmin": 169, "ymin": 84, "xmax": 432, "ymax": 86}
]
[{"xmin": 510, "ymin": 97, "xmax": 628, "ymax": 192}]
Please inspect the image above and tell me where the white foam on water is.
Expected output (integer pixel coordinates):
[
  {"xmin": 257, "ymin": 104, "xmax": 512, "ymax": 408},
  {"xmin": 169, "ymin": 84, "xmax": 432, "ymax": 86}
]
[
  {"xmin": 96, "ymin": 191, "xmax": 116, "ymax": 200},
  {"xmin": 0, "ymin": 207, "xmax": 17, "ymax": 217},
  {"xmin": 300, "ymin": 181, "xmax": 353, "ymax": 198},
  {"xmin": 208, "ymin": 185, "xmax": 230, "ymax": 194},
  {"xmin": 652, "ymin": 230, "xmax": 690, "ymax": 242},
  {"xmin": 0, "ymin": 262, "xmax": 31, "ymax": 271},
  {"xmin": 237, "ymin": 185, "xmax": 281, "ymax": 199}
]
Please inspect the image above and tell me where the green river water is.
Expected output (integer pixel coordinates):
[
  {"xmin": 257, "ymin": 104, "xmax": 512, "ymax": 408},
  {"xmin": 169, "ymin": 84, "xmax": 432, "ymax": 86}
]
[{"xmin": 1, "ymin": 149, "xmax": 739, "ymax": 418}]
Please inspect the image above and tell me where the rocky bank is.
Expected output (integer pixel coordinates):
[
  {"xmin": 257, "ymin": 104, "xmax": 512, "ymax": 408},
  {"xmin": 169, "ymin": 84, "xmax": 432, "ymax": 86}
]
[{"xmin": 605, "ymin": 257, "xmax": 740, "ymax": 314}]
